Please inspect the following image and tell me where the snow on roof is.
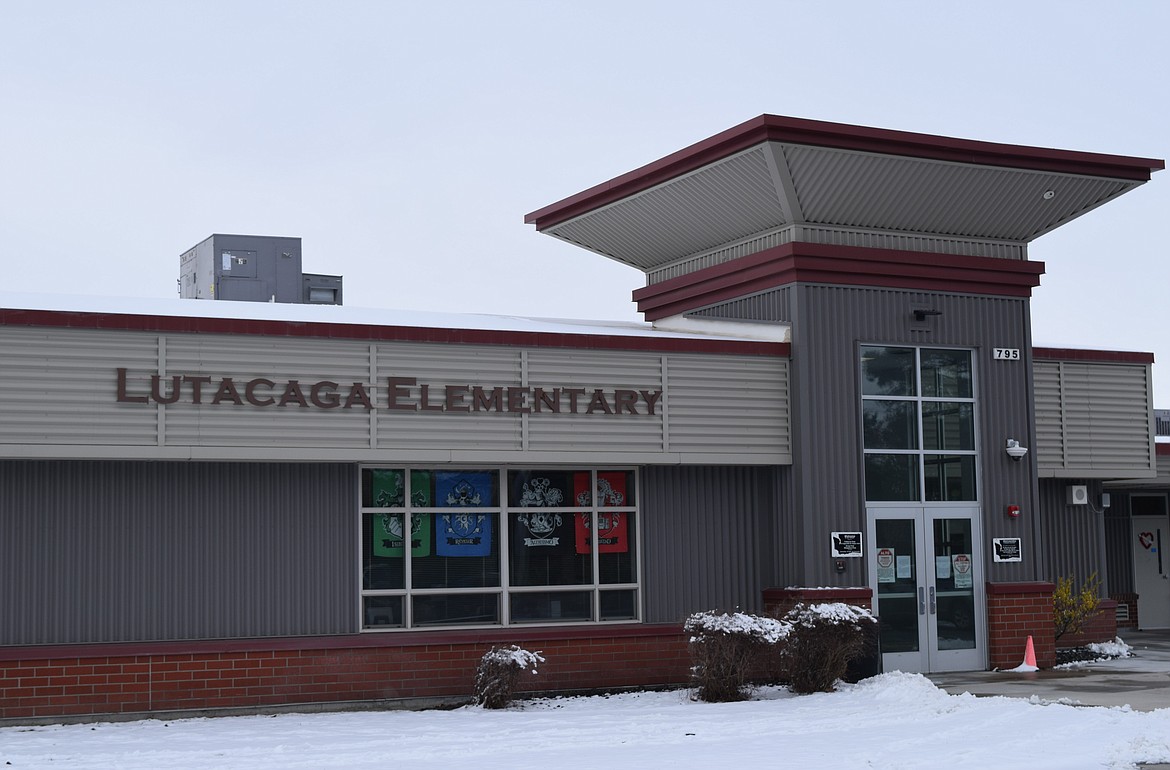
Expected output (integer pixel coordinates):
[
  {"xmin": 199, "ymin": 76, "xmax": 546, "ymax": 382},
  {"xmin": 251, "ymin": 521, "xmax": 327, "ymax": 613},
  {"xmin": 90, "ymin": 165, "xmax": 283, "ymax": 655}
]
[{"xmin": 0, "ymin": 291, "xmax": 787, "ymax": 343}]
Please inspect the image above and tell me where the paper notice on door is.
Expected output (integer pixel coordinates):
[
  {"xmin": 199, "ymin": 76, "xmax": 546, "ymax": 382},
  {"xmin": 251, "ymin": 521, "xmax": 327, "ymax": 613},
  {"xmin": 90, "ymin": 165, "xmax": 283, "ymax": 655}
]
[
  {"xmin": 876, "ymin": 547, "xmax": 895, "ymax": 583},
  {"xmin": 896, "ymin": 555, "xmax": 912, "ymax": 579},
  {"xmin": 952, "ymin": 554, "xmax": 973, "ymax": 588},
  {"xmin": 935, "ymin": 555, "xmax": 952, "ymax": 579}
]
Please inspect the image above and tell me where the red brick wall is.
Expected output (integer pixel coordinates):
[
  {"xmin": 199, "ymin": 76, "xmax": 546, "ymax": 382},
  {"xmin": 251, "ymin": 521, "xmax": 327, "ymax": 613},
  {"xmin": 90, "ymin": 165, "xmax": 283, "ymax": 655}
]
[
  {"xmin": 0, "ymin": 625, "xmax": 689, "ymax": 722},
  {"xmin": 1112, "ymin": 593, "xmax": 1139, "ymax": 630},
  {"xmin": 762, "ymin": 587, "xmax": 873, "ymax": 618},
  {"xmin": 986, "ymin": 582, "xmax": 1055, "ymax": 670}
]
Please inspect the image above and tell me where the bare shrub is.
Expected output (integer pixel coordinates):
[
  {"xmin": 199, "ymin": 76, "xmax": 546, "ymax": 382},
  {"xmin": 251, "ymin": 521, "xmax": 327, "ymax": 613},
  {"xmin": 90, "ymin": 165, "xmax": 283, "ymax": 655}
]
[
  {"xmin": 779, "ymin": 602, "xmax": 877, "ymax": 694},
  {"xmin": 474, "ymin": 645, "xmax": 545, "ymax": 709},
  {"xmin": 685, "ymin": 611, "xmax": 790, "ymax": 702}
]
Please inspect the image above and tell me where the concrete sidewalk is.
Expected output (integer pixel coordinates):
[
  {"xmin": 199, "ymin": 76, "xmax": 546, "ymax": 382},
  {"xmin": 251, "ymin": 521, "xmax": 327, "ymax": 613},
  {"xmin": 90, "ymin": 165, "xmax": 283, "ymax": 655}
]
[{"xmin": 927, "ymin": 630, "xmax": 1170, "ymax": 712}]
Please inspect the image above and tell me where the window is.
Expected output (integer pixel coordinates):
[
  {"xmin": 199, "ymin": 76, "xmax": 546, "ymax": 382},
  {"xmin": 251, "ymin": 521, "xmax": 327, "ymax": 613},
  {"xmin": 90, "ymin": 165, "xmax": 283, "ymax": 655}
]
[
  {"xmin": 861, "ymin": 347, "xmax": 977, "ymax": 503},
  {"xmin": 360, "ymin": 468, "xmax": 638, "ymax": 630}
]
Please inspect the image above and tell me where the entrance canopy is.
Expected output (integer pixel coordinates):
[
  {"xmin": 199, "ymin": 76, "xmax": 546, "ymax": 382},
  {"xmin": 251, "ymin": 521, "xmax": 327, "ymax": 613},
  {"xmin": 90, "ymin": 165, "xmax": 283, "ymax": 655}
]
[{"xmin": 525, "ymin": 115, "xmax": 1163, "ymax": 275}]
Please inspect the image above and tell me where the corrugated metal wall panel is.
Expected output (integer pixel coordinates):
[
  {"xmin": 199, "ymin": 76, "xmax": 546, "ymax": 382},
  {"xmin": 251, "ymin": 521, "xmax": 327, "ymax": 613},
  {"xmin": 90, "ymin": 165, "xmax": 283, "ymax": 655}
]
[
  {"xmin": 1034, "ymin": 360, "xmax": 1154, "ymax": 477},
  {"xmin": 646, "ymin": 227, "xmax": 1024, "ymax": 286},
  {"xmin": 1038, "ymin": 478, "xmax": 1107, "ymax": 592},
  {"xmin": 789, "ymin": 285, "xmax": 1040, "ymax": 585},
  {"xmin": 0, "ymin": 461, "xmax": 354, "ymax": 645},
  {"xmin": 648, "ymin": 229, "xmax": 796, "ymax": 284},
  {"xmin": 688, "ymin": 288, "xmax": 792, "ymax": 323},
  {"xmin": 0, "ymin": 328, "xmax": 159, "ymax": 445},
  {"xmin": 667, "ymin": 355, "xmax": 789, "ymax": 458},
  {"xmin": 1104, "ymin": 494, "xmax": 1135, "ymax": 594},
  {"xmin": 640, "ymin": 465, "xmax": 778, "ymax": 622}
]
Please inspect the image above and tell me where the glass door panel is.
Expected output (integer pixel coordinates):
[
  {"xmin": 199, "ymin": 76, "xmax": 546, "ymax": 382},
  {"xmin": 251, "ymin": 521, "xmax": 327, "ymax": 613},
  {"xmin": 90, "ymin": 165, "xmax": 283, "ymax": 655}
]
[
  {"xmin": 932, "ymin": 518, "xmax": 976, "ymax": 651},
  {"xmin": 869, "ymin": 507, "xmax": 984, "ymax": 673},
  {"xmin": 875, "ymin": 518, "xmax": 920, "ymax": 654}
]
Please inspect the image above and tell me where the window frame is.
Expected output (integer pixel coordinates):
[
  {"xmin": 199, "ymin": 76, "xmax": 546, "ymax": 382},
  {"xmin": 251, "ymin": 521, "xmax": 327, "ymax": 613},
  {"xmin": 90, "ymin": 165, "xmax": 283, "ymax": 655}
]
[
  {"xmin": 859, "ymin": 345, "xmax": 981, "ymax": 505},
  {"xmin": 358, "ymin": 466, "xmax": 641, "ymax": 631}
]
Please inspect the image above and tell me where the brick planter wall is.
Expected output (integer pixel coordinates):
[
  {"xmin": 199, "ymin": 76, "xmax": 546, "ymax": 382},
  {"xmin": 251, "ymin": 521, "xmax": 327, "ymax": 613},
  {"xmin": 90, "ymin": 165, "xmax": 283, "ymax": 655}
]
[
  {"xmin": 0, "ymin": 625, "xmax": 689, "ymax": 723},
  {"xmin": 1056, "ymin": 599, "xmax": 1119, "ymax": 648},
  {"xmin": 762, "ymin": 587, "xmax": 873, "ymax": 618},
  {"xmin": 986, "ymin": 582, "xmax": 1055, "ymax": 670},
  {"xmin": 1111, "ymin": 593, "xmax": 1139, "ymax": 630}
]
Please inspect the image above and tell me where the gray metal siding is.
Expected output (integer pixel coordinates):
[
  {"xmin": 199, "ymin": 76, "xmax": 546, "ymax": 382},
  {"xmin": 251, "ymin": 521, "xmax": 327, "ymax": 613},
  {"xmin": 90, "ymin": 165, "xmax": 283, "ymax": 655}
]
[
  {"xmin": 0, "ymin": 461, "xmax": 354, "ymax": 645},
  {"xmin": 1038, "ymin": 478, "xmax": 1108, "ymax": 593},
  {"xmin": 1105, "ymin": 494, "xmax": 1135, "ymax": 595},
  {"xmin": 788, "ymin": 285, "xmax": 1041, "ymax": 585},
  {"xmin": 0, "ymin": 326, "xmax": 789, "ymax": 465},
  {"xmin": 1033, "ymin": 360, "xmax": 1155, "ymax": 478},
  {"xmin": 688, "ymin": 288, "xmax": 792, "ymax": 323},
  {"xmin": 640, "ymin": 465, "xmax": 780, "ymax": 622}
]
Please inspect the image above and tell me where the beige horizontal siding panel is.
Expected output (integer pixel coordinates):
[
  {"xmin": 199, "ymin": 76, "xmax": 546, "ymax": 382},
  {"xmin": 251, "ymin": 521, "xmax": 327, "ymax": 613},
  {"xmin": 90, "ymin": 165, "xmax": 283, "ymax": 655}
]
[
  {"xmin": 1035, "ymin": 360, "xmax": 1154, "ymax": 478},
  {"xmin": 0, "ymin": 326, "xmax": 792, "ymax": 464},
  {"xmin": 668, "ymin": 355, "xmax": 789, "ymax": 457},
  {"xmin": 0, "ymin": 328, "xmax": 159, "ymax": 445}
]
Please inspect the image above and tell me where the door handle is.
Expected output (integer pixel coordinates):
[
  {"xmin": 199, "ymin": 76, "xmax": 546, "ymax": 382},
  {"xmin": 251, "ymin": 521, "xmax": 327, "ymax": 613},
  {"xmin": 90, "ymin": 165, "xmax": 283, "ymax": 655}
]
[
  {"xmin": 918, "ymin": 587, "xmax": 925, "ymax": 615},
  {"xmin": 929, "ymin": 586, "xmax": 937, "ymax": 615}
]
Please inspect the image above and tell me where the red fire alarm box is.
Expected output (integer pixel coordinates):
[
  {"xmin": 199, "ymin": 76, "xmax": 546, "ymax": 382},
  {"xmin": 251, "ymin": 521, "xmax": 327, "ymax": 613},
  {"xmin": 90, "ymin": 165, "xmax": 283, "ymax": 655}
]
[{"xmin": 1006, "ymin": 504, "xmax": 1021, "ymax": 518}]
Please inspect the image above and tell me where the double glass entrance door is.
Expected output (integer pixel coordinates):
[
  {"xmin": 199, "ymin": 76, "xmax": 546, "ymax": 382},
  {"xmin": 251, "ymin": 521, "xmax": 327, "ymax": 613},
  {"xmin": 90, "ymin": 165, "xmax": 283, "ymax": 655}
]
[{"xmin": 867, "ymin": 507, "xmax": 984, "ymax": 673}]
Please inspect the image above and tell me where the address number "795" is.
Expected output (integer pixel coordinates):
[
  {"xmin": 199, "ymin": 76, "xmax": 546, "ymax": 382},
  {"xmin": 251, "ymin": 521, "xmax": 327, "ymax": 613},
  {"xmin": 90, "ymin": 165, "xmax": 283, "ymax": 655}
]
[{"xmin": 993, "ymin": 348, "xmax": 1021, "ymax": 360}]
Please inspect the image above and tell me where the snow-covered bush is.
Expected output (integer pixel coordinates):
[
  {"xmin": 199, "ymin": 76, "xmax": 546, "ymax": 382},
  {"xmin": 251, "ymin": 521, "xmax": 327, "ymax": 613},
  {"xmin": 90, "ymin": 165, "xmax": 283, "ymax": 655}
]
[
  {"xmin": 474, "ymin": 645, "xmax": 545, "ymax": 709},
  {"xmin": 779, "ymin": 602, "xmax": 877, "ymax": 694},
  {"xmin": 685, "ymin": 610, "xmax": 791, "ymax": 702}
]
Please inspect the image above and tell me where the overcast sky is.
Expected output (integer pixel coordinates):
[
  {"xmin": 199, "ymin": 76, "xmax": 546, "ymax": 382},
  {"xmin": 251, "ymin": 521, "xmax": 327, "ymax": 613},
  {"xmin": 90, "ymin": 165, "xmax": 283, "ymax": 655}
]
[{"xmin": 2, "ymin": 1, "xmax": 1167, "ymax": 402}]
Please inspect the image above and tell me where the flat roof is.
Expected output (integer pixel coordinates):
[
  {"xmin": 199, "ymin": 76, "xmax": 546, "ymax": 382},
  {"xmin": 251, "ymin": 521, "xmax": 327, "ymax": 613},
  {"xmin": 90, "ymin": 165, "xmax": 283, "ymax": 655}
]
[{"xmin": 0, "ymin": 292, "xmax": 788, "ymax": 356}]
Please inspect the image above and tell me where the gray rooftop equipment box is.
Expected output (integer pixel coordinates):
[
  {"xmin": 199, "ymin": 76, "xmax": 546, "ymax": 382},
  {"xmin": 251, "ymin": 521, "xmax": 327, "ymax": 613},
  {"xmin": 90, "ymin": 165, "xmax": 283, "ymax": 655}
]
[{"xmin": 179, "ymin": 234, "xmax": 342, "ymax": 304}]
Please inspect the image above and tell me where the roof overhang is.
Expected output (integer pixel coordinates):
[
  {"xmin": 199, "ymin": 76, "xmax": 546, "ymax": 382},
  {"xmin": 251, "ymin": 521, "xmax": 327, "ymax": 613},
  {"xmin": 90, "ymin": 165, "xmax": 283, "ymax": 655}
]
[{"xmin": 525, "ymin": 115, "xmax": 1164, "ymax": 274}]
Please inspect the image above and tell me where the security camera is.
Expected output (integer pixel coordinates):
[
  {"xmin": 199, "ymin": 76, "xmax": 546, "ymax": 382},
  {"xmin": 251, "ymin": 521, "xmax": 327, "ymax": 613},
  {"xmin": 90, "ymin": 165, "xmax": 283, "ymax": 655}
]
[{"xmin": 1005, "ymin": 439, "xmax": 1028, "ymax": 461}]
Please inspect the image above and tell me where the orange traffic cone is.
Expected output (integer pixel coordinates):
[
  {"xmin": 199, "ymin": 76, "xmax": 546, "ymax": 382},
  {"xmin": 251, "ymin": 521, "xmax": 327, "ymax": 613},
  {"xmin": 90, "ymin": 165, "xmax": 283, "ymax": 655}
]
[{"xmin": 1022, "ymin": 635, "xmax": 1037, "ymax": 668}]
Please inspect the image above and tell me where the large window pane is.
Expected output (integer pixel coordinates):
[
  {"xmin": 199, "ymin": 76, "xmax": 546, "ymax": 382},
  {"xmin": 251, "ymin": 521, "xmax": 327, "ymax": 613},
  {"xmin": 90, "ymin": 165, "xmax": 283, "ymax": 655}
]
[
  {"xmin": 510, "ymin": 511, "xmax": 591, "ymax": 586},
  {"xmin": 574, "ymin": 511, "xmax": 638, "ymax": 585},
  {"xmin": 576, "ymin": 470, "xmax": 635, "ymax": 507},
  {"xmin": 921, "ymin": 402, "xmax": 974, "ymax": 451},
  {"xmin": 414, "ymin": 512, "xmax": 500, "ymax": 589},
  {"xmin": 864, "ymin": 454, "xmax": 920, "ymax": 501},
  {"xmin": 434, "ymin": 470, "xmax": 498, "ymax": 507},
  {"xmin": 509, "ymin": 469, "xmax": 576, "ymax": 507},
  {"xmin": 412, "ymin": 593, "xmax": 499, "ymax": 627},
  {"xmin": 363, "ymin": 596, "xmax": 403, "ymax": 629},
  {"xmin": 363, "ymin": 513, "xmax": 404, "ymax": 590},
  {"xmin": 863, "ymin": 401, "xmax": 919, "ymax": 450},
  {"xmin": 921, "ymin": 349, "xmax": 972, "ymax": 398},
  {"xmin": 509, "ymin": 590, "xmax": 592, "ymax": 623},
  {"xmin": 600, "ymin": 590, "xmax": 637, "ymax": 621},
  {"xmin": 861, "ymin": 346, "xmax": 917, "ymax": 396},
  {"xmin": 924, "ymin": 455, "xmax": 977, "ymax": 501}
]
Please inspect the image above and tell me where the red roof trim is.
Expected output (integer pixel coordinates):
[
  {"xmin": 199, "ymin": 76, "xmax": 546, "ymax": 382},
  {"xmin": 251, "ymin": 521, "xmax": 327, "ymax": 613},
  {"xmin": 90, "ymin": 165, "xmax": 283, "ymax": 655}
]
[
  {"xmin": 633, "ymin": 243, "xmax": 1046, "ymax": 320},
  {"xmin": 1032, "ymin": 347, "xmax": 1155, "ymax": 364},
  {"xmin": 526, "ymin": 114, "xmax": 1164, "ymax": 230},
  {"xmin": 0, "ymin": 308, "xmax": 788, "ymax": 357},
  {"xmin": 0, "ymin": 624, "xmax": 684, "ymax": 662}
]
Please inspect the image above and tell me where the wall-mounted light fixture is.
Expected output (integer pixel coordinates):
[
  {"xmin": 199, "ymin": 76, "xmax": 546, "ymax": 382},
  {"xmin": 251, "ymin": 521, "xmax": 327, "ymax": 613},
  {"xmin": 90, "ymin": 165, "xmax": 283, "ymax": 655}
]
[
  {"xmin": 1005, "ymin": 438, "xmax": 1028, "ymax": 461},
  {"xmin": 913, "ymin": 308, "xmax": 942, "ymax": 322}
]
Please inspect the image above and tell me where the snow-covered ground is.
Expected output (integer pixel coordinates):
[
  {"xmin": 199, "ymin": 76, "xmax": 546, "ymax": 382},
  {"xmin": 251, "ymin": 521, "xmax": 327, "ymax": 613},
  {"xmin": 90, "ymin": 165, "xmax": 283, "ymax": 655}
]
[{"xmin": 2, "ymin": 673, "xmax": 1169, "ymax": 770}]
